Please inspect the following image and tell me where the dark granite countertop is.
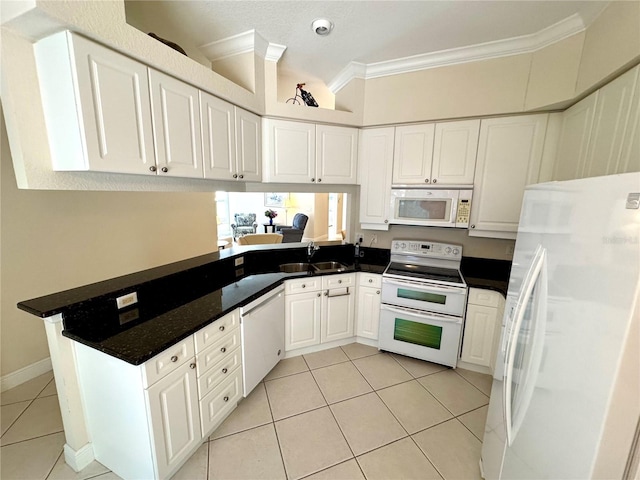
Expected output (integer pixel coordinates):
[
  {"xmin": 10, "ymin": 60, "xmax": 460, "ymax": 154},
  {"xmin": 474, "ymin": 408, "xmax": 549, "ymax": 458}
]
[
  {"xmin": 19, "ymin": 244, "xmax": 389, "ymax": 366},
  {"xmin": 461, "ymin": 257, "xmax": 512, "ymax": 296}
]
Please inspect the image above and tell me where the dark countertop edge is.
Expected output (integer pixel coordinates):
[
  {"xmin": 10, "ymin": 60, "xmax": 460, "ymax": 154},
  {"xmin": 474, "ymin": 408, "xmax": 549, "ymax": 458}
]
[
  {"xmin": 464, "ymin": 277, "xmax": 509, "ymax": 296},
  {"xmin": 17, "ymin": 242, "xmax": 352, "ymax": 318}
]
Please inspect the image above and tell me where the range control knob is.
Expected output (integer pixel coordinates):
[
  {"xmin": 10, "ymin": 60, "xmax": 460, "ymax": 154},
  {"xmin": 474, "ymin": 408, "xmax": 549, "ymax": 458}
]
[
  {"xmin": 400, "ymin": 242, "xmax": 407, "ymax": 249},
  {"xmin": 453, "ymin": 248, "xmax": 460, "ymax": 255},
  {"xmin": 445, "ymin": 247, "xmax": 452, "ymax": 254}
]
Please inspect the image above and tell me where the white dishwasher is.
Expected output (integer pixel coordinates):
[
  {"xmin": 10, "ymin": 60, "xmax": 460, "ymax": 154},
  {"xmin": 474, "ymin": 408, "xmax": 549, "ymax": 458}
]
[{"xmin": 240, "ymin": 285, "xmax": 285, "ymax": 397}]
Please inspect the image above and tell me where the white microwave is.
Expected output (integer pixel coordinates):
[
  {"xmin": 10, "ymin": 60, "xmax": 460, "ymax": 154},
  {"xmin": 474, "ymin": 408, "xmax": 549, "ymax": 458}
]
[{"xmin": 390, "ymin": 188, "xmax": 472, "ymax": 228}]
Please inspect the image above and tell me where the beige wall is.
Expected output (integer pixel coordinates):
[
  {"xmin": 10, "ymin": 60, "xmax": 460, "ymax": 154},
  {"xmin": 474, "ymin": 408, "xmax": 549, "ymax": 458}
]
[
  {"xmin": 0, "ymin": 107, "xmax": 218, "ymax": 377},
  {"xmin": 212, "ymin": 53, "xmax": 257, "ymax": 93},
  {"xmin": 277, "ymin": 71, "xmax": 335, "ymax": 110}
]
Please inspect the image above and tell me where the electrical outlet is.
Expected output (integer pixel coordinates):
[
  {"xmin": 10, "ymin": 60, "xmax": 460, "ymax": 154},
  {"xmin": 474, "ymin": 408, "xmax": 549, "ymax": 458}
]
[
  {"xmin": 116, "ymin": 292, "xmax": 138, "ymax": 309},
  {"xmin": 235, "ymin": 256, "xmax": 244, "ymax": 266},
  {"xmin": 355, "ymin": 232, "xmax": 364, "ymax": 244},
  {"xmin": 371, "ymin": 234, "xmax": 378, "ymax": 244}
]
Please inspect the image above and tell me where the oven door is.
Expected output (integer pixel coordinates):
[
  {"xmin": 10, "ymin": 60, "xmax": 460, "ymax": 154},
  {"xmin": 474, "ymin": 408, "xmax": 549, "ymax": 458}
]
[
  {"xmin": 381, "ymin": 277, "xmax": 467, "ymax": 316},
  {"xmin": 379, "ymin": 304, "xmax": 462, "ymax": 368},
  {"xmin": 390, "ymin": 189, "xmax": 457, "ymax": 227}
]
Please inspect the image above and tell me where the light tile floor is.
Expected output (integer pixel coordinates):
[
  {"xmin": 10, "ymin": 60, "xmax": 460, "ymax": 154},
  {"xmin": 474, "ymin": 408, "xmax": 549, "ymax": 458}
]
[{"xmin": 0, "ymin": 344, "xmax": 491, "ymax": 479}]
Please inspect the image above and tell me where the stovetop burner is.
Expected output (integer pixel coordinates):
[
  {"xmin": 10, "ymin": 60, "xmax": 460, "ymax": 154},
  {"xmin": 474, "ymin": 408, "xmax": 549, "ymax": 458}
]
[{"xmin": 385, "ymin": 262, "xmax": 465, "ymax": 285}]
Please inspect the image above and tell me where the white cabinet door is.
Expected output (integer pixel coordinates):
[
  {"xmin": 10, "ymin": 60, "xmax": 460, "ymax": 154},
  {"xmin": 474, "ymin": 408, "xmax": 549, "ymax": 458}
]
[
  {"xmin": 316, "ymin": 125, "xmax": 358, "ymax": 184},
  {"xmin": 553, "ymin": 93, "xmax": 598, "ymax": 181},
  {"xmin": 263, "ymin": 119, "xmax": 315, "ymax": 183},
  {"xmin": 431, "ymin": 119, "xmax": 480, "ymax": 185},
  {"xmin": 392, "ymin": 123, "xmax": 435, "ymax": 185},
  {"xmin": 146, "ymin": 362, "xmax": 201, "ymax": 480},
  {"xmin": 285, "ymin": 290, "xmax": 321, "ymax": 350},
  {"xmin": 149, "ymin": 69, "xmax": 203, "ymax": 178},
  {"xmin": 584, "ymin": 65, "xmax": 639, "ymax": 178},
  {"xmin": 470, "ymin": 115, "xmax": 548, "ymax": 239},
  {"xmin": 201, "ymin": 91, "xmax": 236, "ymax": 180},
  {"xmin": 321, "ymin": 276, "xmax": 356, "ymax": 343},
  {"xmin": 235, "ymin": 107, "xmax": 262, "ymax": 182},
  {"xmin": 358, "ymin": 128, "xmax": 395, "ymax": 229},
  {"xmin": 355, "ymin": 286, "xmax": 381, "ymax": 340},
  {"xmin": 36, "ymin": 31, "xmax": 156, "ymax": 174},
  {"xmin": 460, "ymin": 304, "xmax": 498, "ymax": 368}
]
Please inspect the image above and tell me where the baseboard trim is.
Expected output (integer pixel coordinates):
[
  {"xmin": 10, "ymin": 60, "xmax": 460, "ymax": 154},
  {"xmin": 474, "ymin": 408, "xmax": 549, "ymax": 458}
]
[
  {"xmin": 1, "ymin": 357, "xmax": 53, "ymax": 392},
  {"xmin": 64, "ymin": 442, "xmax": 95, "ymax": 472}
]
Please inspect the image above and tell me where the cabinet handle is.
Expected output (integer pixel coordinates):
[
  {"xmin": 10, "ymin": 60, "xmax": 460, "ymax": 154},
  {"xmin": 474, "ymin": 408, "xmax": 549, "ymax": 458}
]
[
  {"xmin": 425, "ymin": 178, "xmax": 430, "ymax": 183},
  {"xmin": 302, "ymin": 284, "xmax": 306, "ymax": 288},
  {"xmin": 219, "ymin": 326, "xmax": 225, "ymax": 332},
  {"xmin": 384, "ymin": 220, "xmax": 389, "ymax": 224},
  {"xmin": 317, "ymin": 293, "xmax": 321, "ymax": 297},
  {"xmin": 369, "ymin": 279, "xmax": 373, "ymax": 283},
  {"xmin": 376, "ymin": 290, "xmax": 380, "ymax": 294},
  {"xmin": 432, "ymin": 178, "xmax": 437, "ymax": 184},
  {"xmin": 311, "ymin": 178, "xmax": 315, "ymax": 182},
  {"xmin": 324, "ymin": 290, "xmax": 329, "ymax": 296},
  {"xmin": 338, "ymin": 279, "xmax": 342, "ymax": 284},
  {"xmin": 170, "ymin": 355, "xmax": 178, "ymax": 363},
  {"xmin": 189, "ymin": 363, "xmax": 196, "ymax": 369},
  {"xmin": 149, "ymin": 166, "xmax": 157, "ymax": 172},
  {"xmin": 233, "ymin": 173, "xmax": 238, "ymax": 179},
  {"xmin": 239, "ymin": 174, "xmax": 244, "ymax": 179},
  {"xmin": 471, "ymin": 225, "xmax": 476, "ymax": 229},
  {"xmin": 318, "ymin": 178, "xmax": 322, "ymax": 183},
  {"xmin": 223, "ymin": 396, "xmax": 229, "ymax": 402},
  {"xmin": 161, "ymin": 167, "xmax": 168, "ymax": 173},
  {"xmin": 222, "ymin": 368, "xmax": 228, "ymax": 374},
  {"xmin": 220, "ymin": 347, "xmax": 226, "ymax": 353}
]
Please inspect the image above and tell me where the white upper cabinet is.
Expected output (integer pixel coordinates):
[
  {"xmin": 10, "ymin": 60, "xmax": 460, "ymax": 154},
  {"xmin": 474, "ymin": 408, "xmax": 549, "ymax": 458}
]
[
  {"xmin": 235, "ymin": 108, "xmax": 262, "ymax": 182},
  {"xmin": 583, "ymin": 65, "xmax": 639, "ymax": 178},
  {"xmin": 201, "ymin": 93, "xmax": 261, "ymax": 182},
  {"xmin": 358, "ymin": 128, "xmax": 395, "ymax": 230},
  {"xmin": 316, "ymin": 125, "xmax": 358, "ymax": 184},
  {"xmin": 392, "ymin": 124, "xmax": 435, "ymax": 185},
  {"xmin": 263, "ymin": 119, "xmax": 357, "ymax": 184},
  {"xmin": 432, "ymin": 120, "xmax": 480, "ymax": 185},
  {"xmin": 35, "ymin": 31, "xmax": 156, "ymax": 175},
  {"xmin": 149, "ymin": 69, "xmax": 204, "ymax": 178},
  {"xmin": 392, "ymin": 120, "xmax": 479, "ymax": 185},
  {"xmin": 469, "ymin": 114, "xmax": 548, "ymax": 239}
]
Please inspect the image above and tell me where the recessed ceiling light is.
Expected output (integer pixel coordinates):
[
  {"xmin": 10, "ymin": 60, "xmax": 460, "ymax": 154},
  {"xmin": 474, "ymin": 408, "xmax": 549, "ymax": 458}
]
[{"xmin": 311, "ymin": 18, "xmax": 334, "ymax": 36}]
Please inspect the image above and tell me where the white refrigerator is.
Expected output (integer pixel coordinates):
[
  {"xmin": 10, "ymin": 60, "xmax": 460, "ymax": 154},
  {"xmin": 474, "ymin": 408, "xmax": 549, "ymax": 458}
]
[{"xmin": 481, "ymin": 172, "xmax": 640, "ymax": 479}]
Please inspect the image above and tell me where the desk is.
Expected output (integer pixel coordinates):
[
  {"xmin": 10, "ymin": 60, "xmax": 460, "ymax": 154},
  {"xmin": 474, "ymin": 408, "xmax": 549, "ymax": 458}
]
[{"xmin": 263, "ymin": 223, "xmax": 277, "ymax": 233}]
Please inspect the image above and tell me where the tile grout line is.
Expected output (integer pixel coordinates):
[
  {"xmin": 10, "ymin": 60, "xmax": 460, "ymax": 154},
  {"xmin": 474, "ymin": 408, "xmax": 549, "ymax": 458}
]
[
  {"xmin": 44, "ymin": 450, "xmax": 64, "ymax": 480},
  {"xmin": 262, "ymin": 378, "xmax": 290, "ymax": 480},
  {"xmin": 453, "ymin": 369, "xmax": 492, "ymax": 398},
  {"xmin": 1, "ymin": 379, "xmax": 56, "ymax": 441}
]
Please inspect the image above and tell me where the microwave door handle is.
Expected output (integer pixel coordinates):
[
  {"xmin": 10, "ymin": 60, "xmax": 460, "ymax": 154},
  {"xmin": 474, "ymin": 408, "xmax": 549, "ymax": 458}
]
[{"xmin": 381, "ymin": 304, "xmax": 462, "ymax": 324}]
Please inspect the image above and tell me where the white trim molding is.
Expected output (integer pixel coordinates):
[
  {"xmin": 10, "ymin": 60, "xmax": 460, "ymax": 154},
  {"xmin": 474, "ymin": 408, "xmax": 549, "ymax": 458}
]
[
  {"xmin": 328, "ymin": 13, "xmax": 586, "ymax": 93},
  {"xmin": 201, "ymin": 29, "xmax": 286, "ymax": 63},
  {"xmin": 1, "ymin": 357, "xmax": 53, "ymax": 392},
  {"xmin": 64, "ymin": 442, "xmax": 95, "ymax": 473}
]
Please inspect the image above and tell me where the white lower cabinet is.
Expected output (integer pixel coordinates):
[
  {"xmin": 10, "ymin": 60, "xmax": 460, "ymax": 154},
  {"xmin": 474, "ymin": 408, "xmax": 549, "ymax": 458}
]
[
  {"xmin": 285, "ymin": 274, "xmax": 356, "ymax": 351},
  {"xmin": 73, "ymin": 310, "xmax": 243, "ymax": 480},
  {"xmin": 355, "ymin": 273, "xmax": 382, "ymax": 340},
  {"xmin": 460, "ymin": 288, "xmax": 505, "ymax": 373}
]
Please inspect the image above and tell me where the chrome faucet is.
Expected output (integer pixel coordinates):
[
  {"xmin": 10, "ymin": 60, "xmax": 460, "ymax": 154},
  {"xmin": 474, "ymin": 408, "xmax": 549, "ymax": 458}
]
[{"xmin": 307, "ymin": 241, "xmax": 319, "ymax": 261}]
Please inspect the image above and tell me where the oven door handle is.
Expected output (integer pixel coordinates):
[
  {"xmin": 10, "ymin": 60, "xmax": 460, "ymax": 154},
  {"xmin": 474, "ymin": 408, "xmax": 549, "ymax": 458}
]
[
  {"xmin": 381, "ymin": 304, "xmax": 462, "ymax": 324},
  {"xmin": 382, "ymin": 278, "xmax": 465, "ymax": 294}
]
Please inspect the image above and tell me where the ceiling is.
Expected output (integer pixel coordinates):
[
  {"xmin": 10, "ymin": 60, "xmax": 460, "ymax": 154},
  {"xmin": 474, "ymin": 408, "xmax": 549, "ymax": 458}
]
[{"xmin": 124, "ymin": 1, "xmax": 609, "ymax": 87}]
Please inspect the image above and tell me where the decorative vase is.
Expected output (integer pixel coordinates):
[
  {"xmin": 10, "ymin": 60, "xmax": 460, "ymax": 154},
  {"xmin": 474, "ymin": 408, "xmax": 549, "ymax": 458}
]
[{"xmin": 269, "ymin": 218, "xmax": 273, "ymax": 225}]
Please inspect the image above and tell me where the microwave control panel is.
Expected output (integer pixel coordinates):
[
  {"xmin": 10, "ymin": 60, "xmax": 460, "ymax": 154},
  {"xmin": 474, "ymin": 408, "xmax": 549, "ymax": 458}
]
[{"xmin": 456, "ymin": 198, "xmax": 471, "ymax": 226}]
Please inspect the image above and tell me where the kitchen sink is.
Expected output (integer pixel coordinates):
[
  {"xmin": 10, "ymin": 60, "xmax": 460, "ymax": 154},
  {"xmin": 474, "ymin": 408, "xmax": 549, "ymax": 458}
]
[
  {"xmin": 279, "ymin": 263, "xmax": 314, "ymax": 273},
  {"xmin": 312, "ymin": 261, "xmax": 348, "ymax": 272}
]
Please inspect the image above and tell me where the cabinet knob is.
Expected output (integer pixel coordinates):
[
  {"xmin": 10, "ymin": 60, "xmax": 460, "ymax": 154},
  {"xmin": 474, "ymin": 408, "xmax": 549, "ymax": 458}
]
[
  {"xmin": 189, "ymin": 363, "xmax": 196, "ymax": 369},
  {"xmin": 222, "ymin": 368, "xmax": 228, "ymax": 374},
  {"xmin": 161, "ymin": 167, "xmax": 168, "ymax": 173},
  {"xmin": 277, "ymin": 349, "xmax": 281, "ymax": 356},
  {"xmin": 239, "ymin": 174, "xmax": 244, "ymax": 179},
  {"xmin": 384, "ymin": 220, "xmax": 389, "ymax": 224},
  {"xmin": 233, "ymin": 173, "xmax": 238, "ymax": 179},
  {"xmin": 324, "ymin": 290, "xmax": 329, "ymax": 296},
  {"xmin": 170, "ymin": 355, "xmax": 178, "ymax": 363},
  {"xmin": 318, "ymin": 178, "xmax": 322, "ymax": 183},
  {"xmin": 432, "ymin": 178, "xmax": 437, "ymax": 184},
  {"xmin": 302, "ymin": 284, "xmax": 306, "ymax": 288},
  {"xmin": 338, "ymin": 279, "xmax": 342, "ymax": 284},
  {"xmin": 223, "ymin": 396, "xmax": 229, "ymax": 402},
  {"xmin": 311, "ymin": 178, "xmax": 315, "ymax": 182},
  {"xmin": 425, "ymin": 178, "xmax": 430, "ymax": 183},
  {"xmin": 317, "ymin": 293, "xmax": 321, "ymax": 297},
  {"xmin": 470, "ymin": 225, "xmax": 476, "ymax": 229},
  {"xmin": 369, "ymin": 279, "xmax": 373, "ymax": 283},
  {"xmin": 149, "ymin": 166, "xmax": 157, "ymax": 172},
  {"xmin": 220, "ymin": 347, "xmax": 226, "ymax": 353},
  {"xmin": 376, "ymin": 290, "xmax": 380, "ymax": 294},
  {"xmin": 219, "ymin": 325, "xmax": 225, "ymax": 332}
]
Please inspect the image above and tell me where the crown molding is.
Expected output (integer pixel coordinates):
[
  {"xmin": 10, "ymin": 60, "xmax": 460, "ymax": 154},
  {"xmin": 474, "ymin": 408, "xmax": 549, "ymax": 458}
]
[
  {"xmin": 328, "ymin": 13, "xmax": 586, "ymax": 93},
  {"xmin": 200, "ymin": 29, "xmax": 286, "ymax": 63}
]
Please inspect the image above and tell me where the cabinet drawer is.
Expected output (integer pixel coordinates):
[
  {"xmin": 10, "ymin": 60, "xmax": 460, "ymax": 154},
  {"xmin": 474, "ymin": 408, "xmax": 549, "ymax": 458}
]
[
  {"xmin": 194, "ymin": 310, "xmax": 239, "ymax": 353},
  {"xmin": 196, "ymin": 330, "xmax": 241, "ymax": 377},
  {"xmin": 197, "ymin": 347, "xmax": 241, "ymax": 399},
  {"xmin": 322, "ymin": 273, "xmax": 355, "ymax": 289},
  {"xmin": 285, "ymin": 277, "xmax": 322, "ymax": 294},
  {"xmin": 142, "ymin": 337, "xmax": 195, "ymax": 388},
  {"xmin": 358, "ymin": 272, "xmax": 382, "ymax": 288},
  {"xmin": 468, "ymin": 288, "xmax": 502, "ymax": 308},
  {"xmin": 200, "ymin": 368, "xmax": 243, "ymax": 438}
]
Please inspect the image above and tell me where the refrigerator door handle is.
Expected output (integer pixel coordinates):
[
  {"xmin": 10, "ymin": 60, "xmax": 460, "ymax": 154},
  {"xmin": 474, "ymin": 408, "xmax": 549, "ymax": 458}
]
[{"xmin": 503, "ymin": 245, "xmax": 548, "ymax": 446}]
